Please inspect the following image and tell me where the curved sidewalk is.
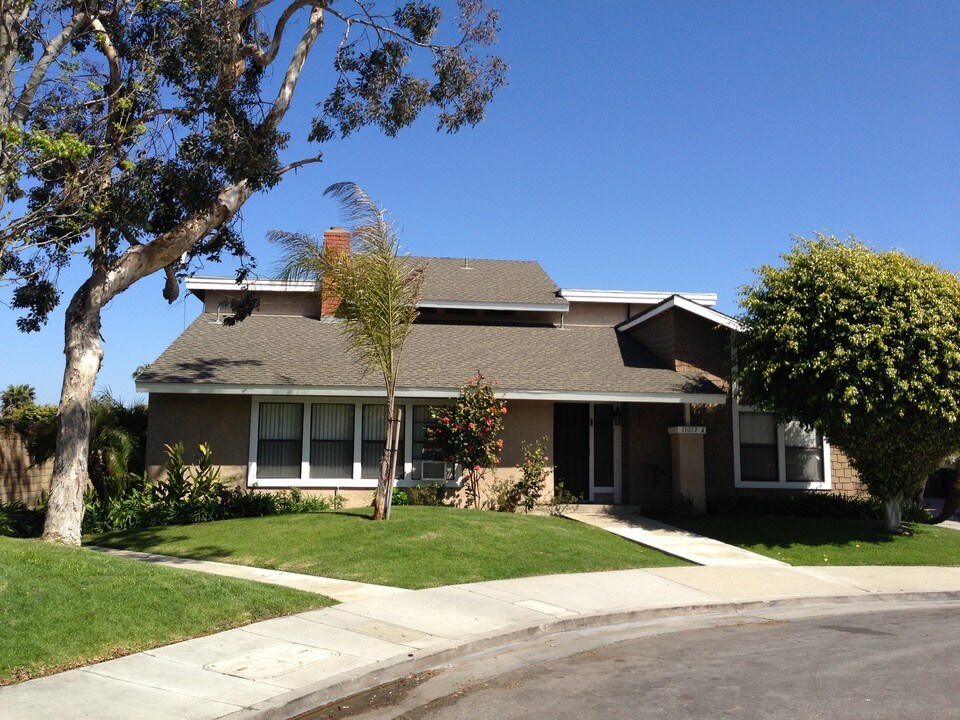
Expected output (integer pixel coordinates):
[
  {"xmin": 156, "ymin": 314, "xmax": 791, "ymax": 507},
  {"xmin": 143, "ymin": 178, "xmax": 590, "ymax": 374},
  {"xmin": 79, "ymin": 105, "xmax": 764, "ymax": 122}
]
[{"xmin": 5, "ymin": 564, "xmax": 960, "ymax": 720}]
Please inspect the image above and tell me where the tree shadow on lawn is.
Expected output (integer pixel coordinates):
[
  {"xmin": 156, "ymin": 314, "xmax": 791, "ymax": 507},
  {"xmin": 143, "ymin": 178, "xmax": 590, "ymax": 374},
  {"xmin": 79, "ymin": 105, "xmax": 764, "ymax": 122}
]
[
  {"xmin": 88, "ymin": 527, "xmax": 235, "ymax": 562},
  {"xmin": 679, "ymin": 516, "xmax": 900, "ymax": 550}
]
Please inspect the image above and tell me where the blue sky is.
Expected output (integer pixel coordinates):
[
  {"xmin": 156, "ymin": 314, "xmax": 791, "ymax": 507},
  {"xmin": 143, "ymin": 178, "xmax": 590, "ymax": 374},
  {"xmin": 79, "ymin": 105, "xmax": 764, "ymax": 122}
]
[{"xmin": 4, "ymin": 0, "xmax": 958, "ymax": 405}]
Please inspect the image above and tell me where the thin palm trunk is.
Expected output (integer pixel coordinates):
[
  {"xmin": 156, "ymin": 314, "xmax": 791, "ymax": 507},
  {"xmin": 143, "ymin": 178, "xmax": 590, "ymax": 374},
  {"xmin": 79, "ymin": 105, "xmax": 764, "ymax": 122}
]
[
  {"xmin": 373, "ymin": 400, "xmax": 401, "ymax": 520},
  {"xmin": 385, "ymin": 406, "xmax": 403, "ymax": 520}
]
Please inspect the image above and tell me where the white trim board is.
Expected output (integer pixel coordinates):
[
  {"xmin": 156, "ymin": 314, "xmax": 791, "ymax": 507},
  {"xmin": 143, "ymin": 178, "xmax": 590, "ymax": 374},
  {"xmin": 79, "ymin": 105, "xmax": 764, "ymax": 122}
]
[
  {"xmin": 137, "ymin": 382, "xmax": 728, "ymax": 405},
  {"xmin": 562, "ymin": 289, "xmax": 717, "ymax": 307},
  {"xmin": 618, "ymin": 294, "xmax": 743, "ymax": 333}
]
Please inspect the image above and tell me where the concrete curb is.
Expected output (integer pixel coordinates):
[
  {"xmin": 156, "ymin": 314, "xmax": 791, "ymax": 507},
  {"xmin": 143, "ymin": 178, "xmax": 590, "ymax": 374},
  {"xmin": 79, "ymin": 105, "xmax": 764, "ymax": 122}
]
[{"xmin": 224, "ymin": 589, "xmax": 960, "ymax": 720}]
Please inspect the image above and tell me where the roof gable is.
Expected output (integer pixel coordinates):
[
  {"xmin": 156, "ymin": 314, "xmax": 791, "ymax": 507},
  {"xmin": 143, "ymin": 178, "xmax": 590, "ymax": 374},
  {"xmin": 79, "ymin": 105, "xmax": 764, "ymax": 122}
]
[{"xmin": 617, "ymin": 294, "xmax": 742, "ymax": 333}]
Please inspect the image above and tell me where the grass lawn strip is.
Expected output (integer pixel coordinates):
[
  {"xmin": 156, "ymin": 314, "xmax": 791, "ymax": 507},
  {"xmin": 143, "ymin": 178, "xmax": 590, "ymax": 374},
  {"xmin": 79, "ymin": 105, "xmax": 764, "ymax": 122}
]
[
  {"xmin": 91, "ymin": 506, "xmax": 688, "ymax": 589},
  {"xmin": 671, "ymin": 516, "xmax": 960, "ymax": 566},
  {"xmin": 0, "ymin": 536, "xmax": 333, "ymax": 685}
]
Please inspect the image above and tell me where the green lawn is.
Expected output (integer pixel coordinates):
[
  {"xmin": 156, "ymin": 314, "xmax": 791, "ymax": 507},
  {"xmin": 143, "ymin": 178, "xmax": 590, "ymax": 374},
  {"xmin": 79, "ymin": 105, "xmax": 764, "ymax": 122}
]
[
  {"xmin": 91, "ymin": 506, "xmax": 688, "ymax": 589},
  {"xmin": 672, "ymin": 516, "xmax": 960, "ymax": 565},
  {"xmin": 0, "ymin": 536, "xmax": 332, "ymax": 685}
]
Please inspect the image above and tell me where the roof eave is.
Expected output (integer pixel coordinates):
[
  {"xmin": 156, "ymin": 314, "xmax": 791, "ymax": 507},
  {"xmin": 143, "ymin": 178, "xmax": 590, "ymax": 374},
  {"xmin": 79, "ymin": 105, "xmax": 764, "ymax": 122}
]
[
  {"xmin": 618, "ymin": 295, "xmax": 743, "ymax": 333},
  {"xmin": 136, "ymin": 382, "xmax": 728, "ymax": 405}
]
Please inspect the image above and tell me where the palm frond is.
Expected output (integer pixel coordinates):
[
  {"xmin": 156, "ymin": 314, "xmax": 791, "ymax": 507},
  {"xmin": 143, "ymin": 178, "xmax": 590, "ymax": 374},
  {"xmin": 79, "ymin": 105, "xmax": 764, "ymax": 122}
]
[{"xmin": 267, "ymin": 229, "xmax": 325, "ymax": 287}]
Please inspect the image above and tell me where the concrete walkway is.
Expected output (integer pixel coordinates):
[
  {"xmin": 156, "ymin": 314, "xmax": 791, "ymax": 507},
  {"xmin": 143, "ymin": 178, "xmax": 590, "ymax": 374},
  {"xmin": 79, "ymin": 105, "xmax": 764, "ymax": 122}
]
[
  {"xmin": 6, "ymin": 564, "xmax": 960, "ymax": 719},
  {"xmin": 564, "ymin": 506, "xmax": 787, "ymax": 566},
  {"xmin": 87, "ymin": 547, "xmax": 410, "ymax": 603}
]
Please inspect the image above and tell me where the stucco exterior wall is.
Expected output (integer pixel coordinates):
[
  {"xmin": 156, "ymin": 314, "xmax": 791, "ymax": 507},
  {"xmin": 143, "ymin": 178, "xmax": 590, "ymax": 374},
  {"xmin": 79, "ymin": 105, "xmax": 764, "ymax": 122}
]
[
  {"xmin": 0, "ymin": 430, "xmax": 53, "ymax": 508},
  {"xmin": 498, "ymin": 399, "xmax": 554, "ymax": 467},
  {"xmin": 201, "ymin": 290, "xmax": 320, "ymax": 317},
  {"xmin": 564, "ymin": 302, "xmax": 634, "ymax": 326},
  {"xmin": 146, "ymin": 393, "xmax": 251, "ymax": 484}
]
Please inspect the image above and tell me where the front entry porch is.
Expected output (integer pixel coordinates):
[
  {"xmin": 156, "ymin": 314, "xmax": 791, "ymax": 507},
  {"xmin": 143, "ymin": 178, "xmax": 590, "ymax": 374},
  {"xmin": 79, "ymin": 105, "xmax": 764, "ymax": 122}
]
[{"xmin": 552, "ymin": 401, "xmax": 709, "ymax": 512}]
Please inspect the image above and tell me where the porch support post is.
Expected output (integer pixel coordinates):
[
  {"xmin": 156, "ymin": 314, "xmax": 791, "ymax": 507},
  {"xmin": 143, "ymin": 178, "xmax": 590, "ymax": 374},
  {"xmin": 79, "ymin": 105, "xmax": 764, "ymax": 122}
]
[{"xmin": 668, "ymin": 426, "xmax": 706, "ymax": 514}]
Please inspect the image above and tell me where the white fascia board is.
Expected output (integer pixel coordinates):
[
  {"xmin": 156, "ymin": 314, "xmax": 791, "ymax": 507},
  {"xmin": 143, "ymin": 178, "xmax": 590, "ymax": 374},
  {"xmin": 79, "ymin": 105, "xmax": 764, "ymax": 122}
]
[
  {"xmin": 185, "ymin": 276, "xmax": 316, "ymax": 293},
  {"xmin": 561, "ymin": 289, "xmax": 718, "ymax": 307},
  {"xmin": 417, "ymin": 298, "xmax": 569, "ymax": 313},
  {"xmin": 137, "ymin": 382, "xmax": 728, "ymax": 405},
  {"xmin": 618, "ymin": 295, "xmax": 743, "ymax": 333},
  {"xmin": 185, "ymin": 277, "xmax": 570, "ymax": 312}
]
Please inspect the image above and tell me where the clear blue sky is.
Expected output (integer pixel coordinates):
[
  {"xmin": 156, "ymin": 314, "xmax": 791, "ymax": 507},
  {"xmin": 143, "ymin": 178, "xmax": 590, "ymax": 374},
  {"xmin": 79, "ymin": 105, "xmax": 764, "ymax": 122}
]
[{"xmin": 4, "ymin": 0, "xmax": 958, "ymax": 405}]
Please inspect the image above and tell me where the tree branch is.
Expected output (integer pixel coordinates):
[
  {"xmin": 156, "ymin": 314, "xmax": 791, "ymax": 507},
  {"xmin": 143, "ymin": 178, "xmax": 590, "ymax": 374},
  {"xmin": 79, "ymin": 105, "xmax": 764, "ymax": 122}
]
[
  {"xmin": 240, "ymin": 0, "xmax": 319, "ymax": 68},
  {"xmin": 12, "ymin": 10, "xmax": 90, "ymax": 126},
  {"xmin": 278, "ymin": 153, "xmax": 323, "ymax": 175},
  {"xmin": 264, "ymin": 5, "xmax": 324, "ymax": 128}
]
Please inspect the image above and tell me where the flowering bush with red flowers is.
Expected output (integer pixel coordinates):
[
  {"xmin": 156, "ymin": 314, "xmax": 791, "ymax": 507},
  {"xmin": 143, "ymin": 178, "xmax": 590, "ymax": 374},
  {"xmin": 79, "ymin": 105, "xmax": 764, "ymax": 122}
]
[{"xmin": 426, "ymin": 372, "xmax": 507, "ymax": 509}]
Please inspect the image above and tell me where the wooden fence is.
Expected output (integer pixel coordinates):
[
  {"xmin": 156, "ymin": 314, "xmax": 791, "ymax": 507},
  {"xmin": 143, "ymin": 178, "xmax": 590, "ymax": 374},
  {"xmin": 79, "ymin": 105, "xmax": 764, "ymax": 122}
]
[{"xmin": 0, "ymin": 429, "xmax": 52, "ymax": 508}]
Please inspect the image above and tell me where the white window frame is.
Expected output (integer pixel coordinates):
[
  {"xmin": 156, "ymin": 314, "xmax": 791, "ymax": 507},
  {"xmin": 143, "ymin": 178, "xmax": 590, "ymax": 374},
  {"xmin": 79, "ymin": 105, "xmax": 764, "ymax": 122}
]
[
  {"xmin": 248, "ymin": 397, "xmax": 460, "ymax": 489},
  {"xmin": 732, "ymin": 396, "xmax": 831, "ymax": 490}
]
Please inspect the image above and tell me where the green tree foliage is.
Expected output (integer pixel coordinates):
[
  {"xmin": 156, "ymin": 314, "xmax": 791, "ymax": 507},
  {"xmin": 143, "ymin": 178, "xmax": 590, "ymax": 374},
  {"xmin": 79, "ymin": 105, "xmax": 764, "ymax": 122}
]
[
  {"xmin": 0, "ymin": 383, "xmax": 35, "ymax": 415},
  {"xmin": 270, "ymin": 182, "xmax": 424, "ymax": 521},
  {"xmin": 427, "ymin": 372, "xmax": 506, "ymax": 509},
  {"xmin": 737, "ymin": 233, "xmax": 960, "ymax": 531},
  {"xmin": 27, "ymin": 390, "xmax": 148, "ymax": 502},
  {"xmin": 0, "ymin": 1, "xmax": 504, "ymax": 544}
]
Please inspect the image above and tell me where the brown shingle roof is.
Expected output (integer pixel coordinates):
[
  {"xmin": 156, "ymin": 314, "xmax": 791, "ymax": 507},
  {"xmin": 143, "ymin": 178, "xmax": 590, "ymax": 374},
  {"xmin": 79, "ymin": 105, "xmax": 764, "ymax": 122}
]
[
  {"xmin": 411, "ymin": 257, "xmax": 567, "ymax": 306},
  {"xmin": 138, "ymin": 314, "xmax": 724, "ymax": 399}
]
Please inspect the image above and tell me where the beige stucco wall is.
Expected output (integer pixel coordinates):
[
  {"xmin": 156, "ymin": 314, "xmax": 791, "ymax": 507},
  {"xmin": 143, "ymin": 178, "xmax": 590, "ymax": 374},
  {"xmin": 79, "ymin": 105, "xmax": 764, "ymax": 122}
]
[
  {"xmin": 201, "ymin": 290, "xmax": 320, "ymax": 317},
  {"xmin": 563, "ymin": 302, "xmax": 659, "ymax": 327},
  {"xmin": 498, "ymin": 399, "xmax": 553, "ymax": 466},
  {"xmin": 0, "ymin": 430, "xmax": 53, "ymax": 508},
  {"xmin": 146, "ymin": 393, "xmax": 251, "ymax": 484}
]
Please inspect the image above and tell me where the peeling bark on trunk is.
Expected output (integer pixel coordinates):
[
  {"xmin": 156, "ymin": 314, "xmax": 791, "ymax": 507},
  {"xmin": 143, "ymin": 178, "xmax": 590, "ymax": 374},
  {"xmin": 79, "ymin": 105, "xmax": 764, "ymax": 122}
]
[
  {"xmin": 40, "ymin": 183, "xmax": 253, "ymax": 544},
  {"xmin": 883, "ymin": 493, "xmax": 903, "ymax": 534},
  {"xmin": 41, "ymin": 281, "xmax": 104, "ymax": 544}
]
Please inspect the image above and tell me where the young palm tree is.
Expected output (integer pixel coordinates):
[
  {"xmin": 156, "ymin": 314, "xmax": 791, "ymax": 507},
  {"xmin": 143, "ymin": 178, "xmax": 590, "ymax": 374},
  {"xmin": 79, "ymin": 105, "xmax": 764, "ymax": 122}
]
[
  {"xmin": 1, "ymin": 384, "xmax": 36, "ymax": 416},
  {"xmin": 270, "ymin": 182, "xmax": 424, "ymax": 521}
]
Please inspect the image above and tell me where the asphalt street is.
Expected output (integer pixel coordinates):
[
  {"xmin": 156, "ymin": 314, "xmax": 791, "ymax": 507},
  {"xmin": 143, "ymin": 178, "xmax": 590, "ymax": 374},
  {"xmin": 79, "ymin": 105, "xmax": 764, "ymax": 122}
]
[{"xmin": 325, "ymin": 602, "xmax": 960, "ymax": 720}]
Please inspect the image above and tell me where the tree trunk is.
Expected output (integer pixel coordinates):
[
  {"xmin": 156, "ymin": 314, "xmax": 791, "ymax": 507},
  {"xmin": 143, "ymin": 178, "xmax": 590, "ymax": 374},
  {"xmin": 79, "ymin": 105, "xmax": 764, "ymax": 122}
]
[
  {"xmin": 372, "ymin": 397, "xmax": 396, "ymax": 521},
  {"xmin": 385, "ymin": 406, "xmax": 403, "ymax": 520},
  {"xmin": 882, "ymin": 493, "xmax": 903, "ymax": 533},
  {"xmin": 41, "ymin": 283, "xmax": 104, "ymax": 544},
  {"xmin": 38, "ymin": 183, "xmax": 253, "ymax": 544}
]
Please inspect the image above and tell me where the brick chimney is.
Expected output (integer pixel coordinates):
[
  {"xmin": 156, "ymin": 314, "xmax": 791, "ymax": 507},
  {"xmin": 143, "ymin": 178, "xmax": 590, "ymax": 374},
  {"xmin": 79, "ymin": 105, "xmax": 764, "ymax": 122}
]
[{"xmin": 321, "ymin": 227, "xmax": 351, "ymax": 317}]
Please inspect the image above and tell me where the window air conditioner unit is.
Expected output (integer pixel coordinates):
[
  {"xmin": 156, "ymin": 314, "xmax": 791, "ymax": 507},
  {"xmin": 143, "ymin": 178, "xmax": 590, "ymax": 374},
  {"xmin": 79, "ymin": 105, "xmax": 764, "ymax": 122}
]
[{"xmin": 421, "ymin": 460, "xmax": 453, "ymax": 482}]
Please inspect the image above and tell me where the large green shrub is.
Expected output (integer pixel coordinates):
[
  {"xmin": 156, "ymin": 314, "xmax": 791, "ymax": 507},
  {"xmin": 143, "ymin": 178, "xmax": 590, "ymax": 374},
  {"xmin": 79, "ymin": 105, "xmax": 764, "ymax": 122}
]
[{"xmin": 738, "ymin": 234, "xmax": 960, "ymax": 531}]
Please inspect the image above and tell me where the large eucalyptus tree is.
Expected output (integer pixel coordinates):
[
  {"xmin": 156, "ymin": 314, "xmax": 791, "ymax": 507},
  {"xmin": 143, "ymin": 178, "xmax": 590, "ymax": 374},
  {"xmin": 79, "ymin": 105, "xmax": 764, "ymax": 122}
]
[{"xmin": 0, "ymin": 0, "xmax": 505, "ymax": 544}]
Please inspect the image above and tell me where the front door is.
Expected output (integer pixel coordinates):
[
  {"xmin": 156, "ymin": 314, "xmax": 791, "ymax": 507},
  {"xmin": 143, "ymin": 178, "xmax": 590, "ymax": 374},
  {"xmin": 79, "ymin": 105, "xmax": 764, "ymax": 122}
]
[
  {"xmin": 553, "ymin": 403, "xmax": 590, "ymax": 500},
  {"xmin": 553, "ymin": 402, "xmax": 621, "ymax": 502}
]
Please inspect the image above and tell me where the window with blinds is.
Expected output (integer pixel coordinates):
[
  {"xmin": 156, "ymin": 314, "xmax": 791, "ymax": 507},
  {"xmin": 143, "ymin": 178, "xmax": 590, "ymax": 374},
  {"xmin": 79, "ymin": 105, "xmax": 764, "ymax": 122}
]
[
  {"xmin": 309, "ymin": 403, "xmax": 355, "ymax": 478},
  {"xmin": 361, "ymin": 404, "xmax": 404, "ymax": 480},
  {"xmin": 257, "ymin": 403, "xmax": 303, "ymax": 478}
]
